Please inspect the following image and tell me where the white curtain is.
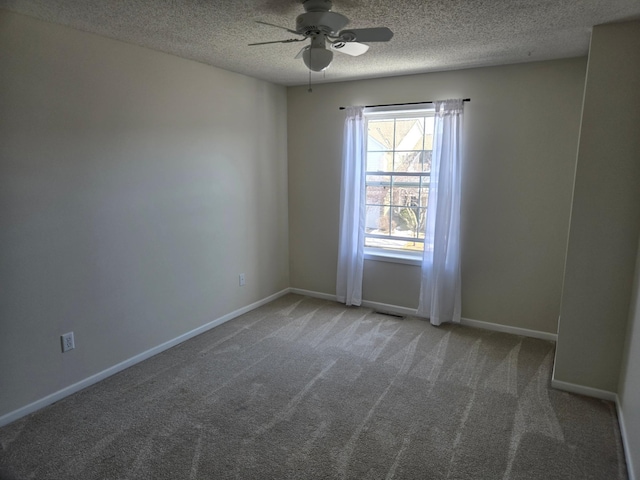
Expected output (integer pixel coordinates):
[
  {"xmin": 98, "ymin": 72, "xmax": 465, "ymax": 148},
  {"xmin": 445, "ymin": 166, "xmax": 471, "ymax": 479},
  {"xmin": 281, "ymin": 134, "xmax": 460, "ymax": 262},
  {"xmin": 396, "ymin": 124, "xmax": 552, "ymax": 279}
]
[
  {"xmin": 418, "ymin": 99, "xmax": 464, "ymax": 325},
  {"xmin": 336, "ymin": 106, "xmax": 366, "ymax": 306}
]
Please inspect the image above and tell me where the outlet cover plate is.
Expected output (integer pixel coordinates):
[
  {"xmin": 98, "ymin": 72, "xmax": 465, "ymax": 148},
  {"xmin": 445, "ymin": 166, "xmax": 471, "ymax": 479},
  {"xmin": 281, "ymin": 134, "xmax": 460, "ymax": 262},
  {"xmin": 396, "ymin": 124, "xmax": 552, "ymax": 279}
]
[{"xmin": 61, "ymin": 332, "xmax": 75, "ymax": 352}]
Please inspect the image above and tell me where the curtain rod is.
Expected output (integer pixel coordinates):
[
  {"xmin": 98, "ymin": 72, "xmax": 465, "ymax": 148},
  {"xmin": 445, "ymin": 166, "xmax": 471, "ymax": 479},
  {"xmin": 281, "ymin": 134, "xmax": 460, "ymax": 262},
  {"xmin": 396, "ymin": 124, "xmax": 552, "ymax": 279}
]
[{"xmin": 338, "ymin": 98, "xmax": 470, "ymax": 110}]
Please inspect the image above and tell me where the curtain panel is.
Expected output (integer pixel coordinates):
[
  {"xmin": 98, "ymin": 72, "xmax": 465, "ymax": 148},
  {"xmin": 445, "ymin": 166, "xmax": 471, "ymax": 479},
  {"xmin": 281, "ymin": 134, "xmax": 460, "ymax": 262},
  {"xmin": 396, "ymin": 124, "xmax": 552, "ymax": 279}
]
[
  {"xmin": 336, "ymin": 106, "xmax": 366, "ymax": 306},
  {"xmin": 417, "ymin": 99, "xmax": 464, "ymax": 325}
]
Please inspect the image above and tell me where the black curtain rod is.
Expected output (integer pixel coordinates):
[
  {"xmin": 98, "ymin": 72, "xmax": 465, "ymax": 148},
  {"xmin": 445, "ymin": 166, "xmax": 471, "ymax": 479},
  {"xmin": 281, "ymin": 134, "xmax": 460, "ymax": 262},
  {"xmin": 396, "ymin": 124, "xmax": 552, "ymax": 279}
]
[{"xmin": 339, "ymin": 98, "xmax": 470, "ymax": 110}]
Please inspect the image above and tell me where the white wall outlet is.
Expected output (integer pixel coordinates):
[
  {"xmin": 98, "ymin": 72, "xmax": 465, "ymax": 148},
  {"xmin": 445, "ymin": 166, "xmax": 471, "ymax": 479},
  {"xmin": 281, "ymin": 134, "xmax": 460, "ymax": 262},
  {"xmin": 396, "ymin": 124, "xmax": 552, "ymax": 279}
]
[
  {"xmin": 239, "ymin": 273, "xmax": 246, "ymax": 287},
  {"xmin": 61, "ymin": 332, "xmax": 75, "ymax": 352}
]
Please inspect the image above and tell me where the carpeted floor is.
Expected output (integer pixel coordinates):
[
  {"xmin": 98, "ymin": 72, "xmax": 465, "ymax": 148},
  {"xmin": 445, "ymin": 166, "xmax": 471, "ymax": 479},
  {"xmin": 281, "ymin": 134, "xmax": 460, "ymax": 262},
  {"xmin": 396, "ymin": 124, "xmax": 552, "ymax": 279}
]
[{"xmin": 0, "ymin": 294, "xmax": 628, "ymax": 479}]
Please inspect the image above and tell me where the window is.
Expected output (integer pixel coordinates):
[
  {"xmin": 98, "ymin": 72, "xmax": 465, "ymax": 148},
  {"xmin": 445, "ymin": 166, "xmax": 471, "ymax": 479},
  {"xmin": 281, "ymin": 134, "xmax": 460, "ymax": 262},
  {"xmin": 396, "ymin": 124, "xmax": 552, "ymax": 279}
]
[{"xmin": 364, "ymin": 107, "xmax": 435, "ymax": 257}]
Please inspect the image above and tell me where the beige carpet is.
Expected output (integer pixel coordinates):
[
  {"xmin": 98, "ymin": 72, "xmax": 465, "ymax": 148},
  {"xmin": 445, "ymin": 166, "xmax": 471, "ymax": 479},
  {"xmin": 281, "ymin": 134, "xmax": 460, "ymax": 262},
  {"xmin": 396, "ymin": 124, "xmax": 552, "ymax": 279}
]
[{"xmin": 0, "ymin": 294, "xmax": 628, "ymax": 479}]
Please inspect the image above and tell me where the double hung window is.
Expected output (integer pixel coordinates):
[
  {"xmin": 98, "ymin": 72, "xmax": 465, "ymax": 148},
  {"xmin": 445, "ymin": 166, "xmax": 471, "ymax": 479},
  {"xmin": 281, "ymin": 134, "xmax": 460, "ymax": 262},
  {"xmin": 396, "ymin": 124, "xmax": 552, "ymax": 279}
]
[{"xmin": 364, "ymin": 107, "xmax": 435, "ymax": 257}]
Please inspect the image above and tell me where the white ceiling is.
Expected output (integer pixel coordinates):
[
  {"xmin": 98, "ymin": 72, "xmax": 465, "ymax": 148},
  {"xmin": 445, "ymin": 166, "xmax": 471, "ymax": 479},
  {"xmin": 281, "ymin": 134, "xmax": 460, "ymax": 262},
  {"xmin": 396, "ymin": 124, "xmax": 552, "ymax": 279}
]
[{"xmin": 2, "ymin": 0, "xmax": 639, "ymax": 86}]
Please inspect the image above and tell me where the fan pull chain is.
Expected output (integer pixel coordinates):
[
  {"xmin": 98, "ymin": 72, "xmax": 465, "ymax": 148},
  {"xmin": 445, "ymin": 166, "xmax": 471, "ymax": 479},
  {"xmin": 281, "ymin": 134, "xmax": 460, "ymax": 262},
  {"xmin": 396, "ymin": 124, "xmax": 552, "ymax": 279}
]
[{"xmin": 308, "ymin": 70, "xmax": 312, "ymax": 93}]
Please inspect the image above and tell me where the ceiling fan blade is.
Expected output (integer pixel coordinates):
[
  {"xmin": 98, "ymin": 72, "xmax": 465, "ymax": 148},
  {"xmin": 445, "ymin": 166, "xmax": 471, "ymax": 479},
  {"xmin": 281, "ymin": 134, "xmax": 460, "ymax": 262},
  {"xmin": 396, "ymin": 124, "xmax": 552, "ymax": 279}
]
[
  {"xmin": 330, "ymin": 41, "xmax": 369, "ymax": 56},
  {"xmin": 338, "ymin": 27, "xmax": 393, "ymax": 42},
  {"xmin": 249, "ymin": 38, "xmax": 306, "ymax": 46},
  {"xmin": 255, "ymin": 20, "xmax": 300, "ymax": 35}
]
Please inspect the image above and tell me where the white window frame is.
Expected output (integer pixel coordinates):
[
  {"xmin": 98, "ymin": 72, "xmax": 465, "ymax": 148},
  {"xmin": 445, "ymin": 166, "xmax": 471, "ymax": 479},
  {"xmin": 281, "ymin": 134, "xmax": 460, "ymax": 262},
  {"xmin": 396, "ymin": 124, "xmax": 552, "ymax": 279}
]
[{"xmin": 363, "ymin": 105, "xmax": 435, "ymax": 266}]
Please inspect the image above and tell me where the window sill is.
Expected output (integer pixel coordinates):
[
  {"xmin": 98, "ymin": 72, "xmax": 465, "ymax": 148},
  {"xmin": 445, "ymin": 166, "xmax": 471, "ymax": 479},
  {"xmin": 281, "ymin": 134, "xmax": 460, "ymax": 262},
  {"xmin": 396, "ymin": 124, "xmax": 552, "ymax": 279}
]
[{"xmin": 364, "ymin": 248, "xmax": 422, "ymax": 266}]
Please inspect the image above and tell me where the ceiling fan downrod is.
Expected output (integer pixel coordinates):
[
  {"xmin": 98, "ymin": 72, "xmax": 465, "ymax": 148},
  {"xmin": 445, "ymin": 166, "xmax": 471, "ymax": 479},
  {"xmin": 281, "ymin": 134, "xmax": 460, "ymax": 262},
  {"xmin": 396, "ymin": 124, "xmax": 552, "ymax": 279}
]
[{"xmin": 296, "ymin": 0, "xmax": 348, "ymax": 38}]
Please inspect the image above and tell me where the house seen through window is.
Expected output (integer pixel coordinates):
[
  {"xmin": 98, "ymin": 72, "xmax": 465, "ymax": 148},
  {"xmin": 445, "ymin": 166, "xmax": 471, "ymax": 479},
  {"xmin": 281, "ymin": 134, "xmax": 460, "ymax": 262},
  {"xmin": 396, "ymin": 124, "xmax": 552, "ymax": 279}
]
[{"xmin": 365, "ymin": 108, "xmax": 435, "ymax": 255}]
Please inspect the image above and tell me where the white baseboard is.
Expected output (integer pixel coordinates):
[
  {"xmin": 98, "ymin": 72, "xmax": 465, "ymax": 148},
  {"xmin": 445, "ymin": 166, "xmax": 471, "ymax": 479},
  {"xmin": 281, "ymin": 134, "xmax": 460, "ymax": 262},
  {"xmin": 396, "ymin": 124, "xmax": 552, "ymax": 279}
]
[
  {"xmin": 460, "ymin": 317, "xmax": 558, "ymax": 342},
  {"xmin": 0, "ymin": 288, "xmax": 290, "ymax": 428},
  {"xmin": 289, "ymin": 288, "xmax": 337, "ymax": 302},
  {"xmin": 289, "ymin": 288, "xmax": 557, "ymax": 341},
  {"xmin": 615, "ymin": 395, "xmax": 637, "ymax": 480},
  {"xmin": 289, "ymin": 288, "xmax": 416, "ymax": 317},
  {"xmin": 550, "ymin": 377, "xmax": 617, "ymax": 401}
]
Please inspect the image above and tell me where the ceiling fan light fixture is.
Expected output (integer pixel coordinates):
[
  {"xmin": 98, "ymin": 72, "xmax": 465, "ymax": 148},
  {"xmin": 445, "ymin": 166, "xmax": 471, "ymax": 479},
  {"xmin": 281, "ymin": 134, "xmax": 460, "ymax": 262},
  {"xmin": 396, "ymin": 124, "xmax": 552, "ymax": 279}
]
[
  {"xmin": 250, "ymin": 0, "xmax": 393, "ymax": 74},
  {"xmin": 303, "ymin": 46, "xmax": 333, "ymax": 71}
]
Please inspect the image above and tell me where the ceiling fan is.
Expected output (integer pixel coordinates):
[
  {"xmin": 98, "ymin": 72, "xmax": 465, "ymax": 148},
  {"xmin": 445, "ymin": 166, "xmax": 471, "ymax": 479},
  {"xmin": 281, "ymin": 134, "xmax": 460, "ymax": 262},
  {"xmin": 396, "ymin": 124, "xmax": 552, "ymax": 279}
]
[{"xmin": 249, "ymin": 0, "xmax": 393, "ymax": 72}]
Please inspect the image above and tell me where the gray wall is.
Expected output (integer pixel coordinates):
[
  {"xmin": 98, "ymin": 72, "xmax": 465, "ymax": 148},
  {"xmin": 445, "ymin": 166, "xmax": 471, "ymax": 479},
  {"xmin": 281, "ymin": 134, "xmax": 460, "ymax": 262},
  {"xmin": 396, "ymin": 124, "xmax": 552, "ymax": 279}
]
[
  {"xmin": 620, "ymin": 238, "xmax": 640, "ymax": 479},
  {"xmin": 553, "ymin": 22, "xmax": 640, "ymax": 478},
  {"xmin": 0, "ymin": 11, "xmax": 289, "ymax": 417},
  {"xmin": 554, "ymin": 21, "xmax": 640, "ymax": 393},
  {"xmin": 288, "ymin": 59, "xmax": 586, "ymax": 334}
]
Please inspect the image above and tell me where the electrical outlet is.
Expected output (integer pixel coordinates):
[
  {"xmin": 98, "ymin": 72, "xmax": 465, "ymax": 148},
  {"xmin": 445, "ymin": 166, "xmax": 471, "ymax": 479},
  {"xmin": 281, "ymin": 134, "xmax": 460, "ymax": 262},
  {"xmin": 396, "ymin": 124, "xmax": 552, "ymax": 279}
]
[
  {"xmin": 239, "ymin": 273, "xmax": 246, "ymax": 287},
  {"xmin": 61, "ymin": 332, "xmax": 75, "ymax": 352}
]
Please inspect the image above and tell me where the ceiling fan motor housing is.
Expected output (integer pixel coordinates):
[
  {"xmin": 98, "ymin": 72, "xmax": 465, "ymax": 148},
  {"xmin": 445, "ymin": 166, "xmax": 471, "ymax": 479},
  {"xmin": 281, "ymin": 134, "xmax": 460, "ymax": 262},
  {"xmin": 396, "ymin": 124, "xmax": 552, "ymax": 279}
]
[{"xmin": 296, "ymin": 11, "xmax": 349, "ymax": 36}]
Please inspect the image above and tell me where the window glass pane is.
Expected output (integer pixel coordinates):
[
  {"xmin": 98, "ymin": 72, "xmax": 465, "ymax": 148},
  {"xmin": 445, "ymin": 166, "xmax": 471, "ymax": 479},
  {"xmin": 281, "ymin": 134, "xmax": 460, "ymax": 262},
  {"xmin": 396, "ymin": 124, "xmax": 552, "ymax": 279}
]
[
  {"xmin": 394, "ymin": 118, "xmax": 424, "ymax": 150},
  {"xmin": 424, "ymin": 117, "xmax": 435, "ymax": 149},
  {"xmin": 394, "ymin": 151, "xmax": 424, "ymax": 172},
  {"xmin": 392, "ymin": 207, "xmax": 421, "ymax": 239},
  {"xmin": 415, "ymin": 207, "xmax": 427, "ymax": 238},
  {"xmin": 419, "ymin": 186, "xmax": 429, "ymax": 207},
  {"xmin": 365, "ymin": 237, "xmax": 420, "ymax": 250},
  {"xmin": 392, "ymin": 185, "xmax": 420, "ymax": 208},
  {"xmin": 421, "ymin": 151, "xmax": 432, "ymax": 173},
  {"xmin": 403, "ymin": 239, "xmax": 425, "ymax": 252},
  {"xmin": 368, "ymin": 119, "xmax": 394, "ymax": 151},
  {"xmin": 366, "ymin": 152, "xmax": 392, "ymax": 172},
  {"xmin": 366, "ymin": 185, "xmax": 390, "ymax": 206},
  {"xmin": 364, "ymin": 237, "xmax": 378, "ymax": 248},
  {"xmin": 365, "ymin": 205, "xmax": 390, "ymax": 234}
]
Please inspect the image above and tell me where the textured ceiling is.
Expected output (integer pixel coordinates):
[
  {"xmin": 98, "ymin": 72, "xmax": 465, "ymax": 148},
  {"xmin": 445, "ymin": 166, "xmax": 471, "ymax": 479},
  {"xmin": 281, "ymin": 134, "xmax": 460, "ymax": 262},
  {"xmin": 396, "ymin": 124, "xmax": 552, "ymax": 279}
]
[{"xmin": 1, "ymin": 0, "xmax": 639, "ymax": 86}]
